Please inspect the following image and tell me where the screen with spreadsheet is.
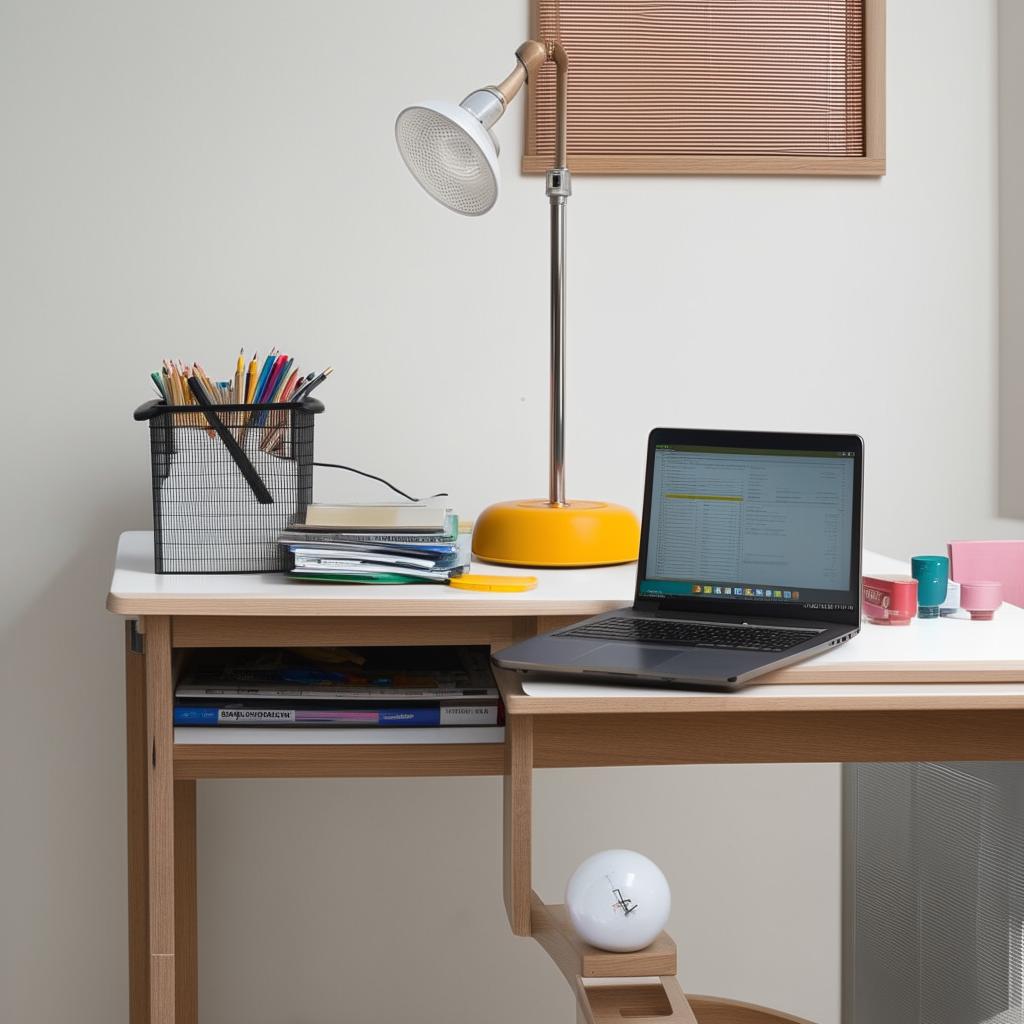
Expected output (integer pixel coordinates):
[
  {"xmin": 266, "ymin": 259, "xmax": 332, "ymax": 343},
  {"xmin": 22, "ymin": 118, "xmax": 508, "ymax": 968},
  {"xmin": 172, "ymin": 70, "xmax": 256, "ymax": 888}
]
[{"xmin": 638, "ymin": 444, "xmax": 857, "ymax": 607}]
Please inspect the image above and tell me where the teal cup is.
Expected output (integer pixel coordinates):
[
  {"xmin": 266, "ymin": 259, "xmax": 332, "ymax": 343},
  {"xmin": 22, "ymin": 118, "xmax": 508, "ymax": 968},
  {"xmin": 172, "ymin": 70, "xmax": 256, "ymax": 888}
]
[{"xmin": 911, "ymin": 555, "xmax": 949, "ymax": 619}]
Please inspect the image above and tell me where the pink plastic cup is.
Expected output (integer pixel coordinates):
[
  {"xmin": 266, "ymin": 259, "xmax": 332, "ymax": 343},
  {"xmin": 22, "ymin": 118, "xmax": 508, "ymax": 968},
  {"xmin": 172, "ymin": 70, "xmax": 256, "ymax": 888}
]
[{"xmin": 959, "ymin": 581, "xmax": 1003, "ymax": 621}]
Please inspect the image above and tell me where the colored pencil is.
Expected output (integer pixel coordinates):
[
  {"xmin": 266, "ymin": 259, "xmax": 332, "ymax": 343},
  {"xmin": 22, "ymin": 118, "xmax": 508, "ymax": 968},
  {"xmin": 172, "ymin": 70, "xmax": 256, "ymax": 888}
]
[
  {"xmin": 251, "ymin": 349, "xmax": 278, "ymax": 404},
  {"xmin": 191, "ymin": 364, "xmax": 217, "ymax": 404},
  {"xmin": 259, "ymin": 367, "xmax": 302, "ymax": 453},
  {"xmin": 244, "ymin": 352, "xmax": 258, "ymax": 403},
  {"xmin": 266, "ymin": 359, "xmax": 294, "ymax": 404},
  {"xmin": 278, "ymin": 369, "xmax": 301, "ymax": 404},
  {"xmin": 258, "ymin": 354, "xmax": 287, "ymax": 404},
  {"xmin": 233, "ymin": 348, "xmax": 244, "ymax": 404},
  {"xmin": 151, "ymin": 348, "xmax": 332, "ymax": 421}
]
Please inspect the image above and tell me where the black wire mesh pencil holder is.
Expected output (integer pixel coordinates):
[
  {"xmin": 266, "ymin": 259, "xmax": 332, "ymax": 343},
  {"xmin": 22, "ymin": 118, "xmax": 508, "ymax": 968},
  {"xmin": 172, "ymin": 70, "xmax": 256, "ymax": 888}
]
[{"xmin": 134, "ymin": 398, "xmax": 323, "ymax": 573}]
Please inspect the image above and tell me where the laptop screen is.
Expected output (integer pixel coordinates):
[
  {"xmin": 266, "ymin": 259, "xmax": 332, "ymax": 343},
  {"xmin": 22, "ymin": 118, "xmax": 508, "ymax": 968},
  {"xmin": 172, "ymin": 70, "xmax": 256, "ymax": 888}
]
[{"xmin": 638, "ymin": 440, "xmax": 859, "ymax": 612}]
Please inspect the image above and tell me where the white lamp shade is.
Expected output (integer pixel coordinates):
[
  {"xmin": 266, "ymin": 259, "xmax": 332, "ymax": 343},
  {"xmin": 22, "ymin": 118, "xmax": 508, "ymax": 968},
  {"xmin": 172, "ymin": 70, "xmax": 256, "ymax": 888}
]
[{"xmin": 395, "ymin": 100, "xmax": 500, "ymax": 216}]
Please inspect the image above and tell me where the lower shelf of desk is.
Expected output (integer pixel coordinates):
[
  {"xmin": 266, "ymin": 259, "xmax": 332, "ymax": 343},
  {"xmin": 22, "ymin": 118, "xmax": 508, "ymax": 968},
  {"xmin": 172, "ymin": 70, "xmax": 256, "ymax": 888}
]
[
  {"xmin": 175, "ymin": 726, "xmax": 505, "ymax": 746},
  {"xmin": 172, "ymin": 726, "xmax": 506, "ymax": 779}
]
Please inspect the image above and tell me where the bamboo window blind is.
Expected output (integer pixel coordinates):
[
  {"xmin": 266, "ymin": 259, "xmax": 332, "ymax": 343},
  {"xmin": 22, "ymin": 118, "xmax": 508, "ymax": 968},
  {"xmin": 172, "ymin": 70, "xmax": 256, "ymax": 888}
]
[{"xmin": 525, "ymin": 0, "xmax": 885, "ymax": 175}]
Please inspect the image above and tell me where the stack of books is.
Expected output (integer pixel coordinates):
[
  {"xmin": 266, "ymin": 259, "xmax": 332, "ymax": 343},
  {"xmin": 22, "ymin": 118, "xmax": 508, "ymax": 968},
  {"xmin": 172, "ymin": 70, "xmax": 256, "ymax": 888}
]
[
  {"xmin": 279, "ymin": 501, "xmax": 467, "ymax": 584},
  {"xmin": 173, "ymin": 646, "xmax": 503, "ymax": 728}
]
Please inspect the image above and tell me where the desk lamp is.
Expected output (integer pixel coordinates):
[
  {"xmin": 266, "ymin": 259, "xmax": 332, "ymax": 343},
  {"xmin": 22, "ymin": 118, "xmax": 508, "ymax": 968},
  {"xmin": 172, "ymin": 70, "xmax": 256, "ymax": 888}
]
[{"xmin": 395, "ymin": 40, "xmax": 640, "ymax": 567}]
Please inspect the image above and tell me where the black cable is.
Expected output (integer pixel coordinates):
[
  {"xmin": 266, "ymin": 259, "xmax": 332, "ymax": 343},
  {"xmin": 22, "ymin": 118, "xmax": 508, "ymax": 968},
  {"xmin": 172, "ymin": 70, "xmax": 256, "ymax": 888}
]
[{"xmin": 313, "ymin": 461, "xmax": 447, "ymax": 504}]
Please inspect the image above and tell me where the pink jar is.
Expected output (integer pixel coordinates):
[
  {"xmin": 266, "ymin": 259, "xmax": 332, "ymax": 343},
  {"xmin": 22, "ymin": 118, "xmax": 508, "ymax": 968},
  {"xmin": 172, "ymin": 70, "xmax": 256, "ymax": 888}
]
[{"xmin": 959, "ymin": 581, "xmax": 1002, "ymax": 621}]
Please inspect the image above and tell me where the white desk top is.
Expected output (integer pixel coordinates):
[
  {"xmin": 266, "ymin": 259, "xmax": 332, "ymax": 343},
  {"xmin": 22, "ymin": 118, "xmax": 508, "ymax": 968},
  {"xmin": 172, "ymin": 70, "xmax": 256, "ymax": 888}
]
[
  {"xmin": 509, "ymin": 549, "xmax": 1024, "ymax": 706},
  {"xmin": 107, "ymin": 531, "xmax": 636, "ymax": 617},
  {"xmin": 512, "ymin": 598, "xmax": 1024, "ymax": 706},
  {"xmin": 110, "ymin": 531, "xmax": 1024, "ymax": 709}
]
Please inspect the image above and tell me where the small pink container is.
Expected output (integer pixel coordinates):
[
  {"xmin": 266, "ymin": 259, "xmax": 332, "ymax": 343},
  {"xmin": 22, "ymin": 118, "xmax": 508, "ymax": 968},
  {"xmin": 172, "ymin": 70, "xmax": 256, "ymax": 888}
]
[
  {"xmin": 863, "ymin": 575, "xmax": 918, "ymax": 625},
  {"xmin": 959, "ymin": 581, "xmax": 1002, "ymax": 620}
]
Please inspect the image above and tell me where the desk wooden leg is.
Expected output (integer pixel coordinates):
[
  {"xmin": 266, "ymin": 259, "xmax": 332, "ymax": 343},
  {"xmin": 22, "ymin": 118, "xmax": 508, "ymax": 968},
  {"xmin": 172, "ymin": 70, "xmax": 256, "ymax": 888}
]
[
  {"xmin": 174, "ymin": 781, "xmax": 198, "ymax": 1024},
  {"xmin": 126, "ymin": 625, "xmax": 149, "ymax": 1024},
  {"xmin": 503, "ymin": 715, "xmax": 534, "ymax": 936},
  {"xmin": 146, "ymin": 616, "xmax": 176, "ymax": 1024}
]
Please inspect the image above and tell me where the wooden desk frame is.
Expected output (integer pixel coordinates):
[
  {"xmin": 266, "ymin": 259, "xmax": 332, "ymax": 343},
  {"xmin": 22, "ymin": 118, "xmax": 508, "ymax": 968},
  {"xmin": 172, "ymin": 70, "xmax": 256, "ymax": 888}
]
[
  {"xmin": 497, "ymin": 671, "xmax": 1024, "ymax": 1023},
  {"xmin": 125, "ymin": 602, "xmax": 1024, "ymax": 1024}
]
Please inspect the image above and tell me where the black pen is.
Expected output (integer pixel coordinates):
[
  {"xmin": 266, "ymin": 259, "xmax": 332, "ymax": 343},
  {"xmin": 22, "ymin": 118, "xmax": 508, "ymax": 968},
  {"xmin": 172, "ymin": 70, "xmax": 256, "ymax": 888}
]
[
  {"xmin": 186, "ymin": 374, "xmax": 273, "ymax": 504},
  {"xmin": 293, "ymin": 366, "xmax": 333, "ymax": 402}
]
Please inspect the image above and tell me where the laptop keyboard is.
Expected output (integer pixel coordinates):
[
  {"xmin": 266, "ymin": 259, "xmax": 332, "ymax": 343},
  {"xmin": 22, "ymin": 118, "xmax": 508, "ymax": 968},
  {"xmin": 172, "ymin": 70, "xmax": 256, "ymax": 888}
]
[{"xmin": 560, "ymin": 617, "xmax": 821, "ymax": 653}]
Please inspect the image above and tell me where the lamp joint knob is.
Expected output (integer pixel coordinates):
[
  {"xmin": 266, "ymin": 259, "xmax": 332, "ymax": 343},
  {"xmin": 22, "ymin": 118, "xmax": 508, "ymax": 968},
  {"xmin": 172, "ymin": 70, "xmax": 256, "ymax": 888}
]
[{"xmin": 546, "ymin": 167, "xmax": 572, "ymax": 199}]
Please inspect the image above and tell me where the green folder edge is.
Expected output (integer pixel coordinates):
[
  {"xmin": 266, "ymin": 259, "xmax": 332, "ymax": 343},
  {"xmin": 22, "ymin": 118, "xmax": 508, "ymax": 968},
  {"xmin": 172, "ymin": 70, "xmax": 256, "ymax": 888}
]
[{"xmin": 288, "ymin": 572, "xmax": 442, "ymax": 585}]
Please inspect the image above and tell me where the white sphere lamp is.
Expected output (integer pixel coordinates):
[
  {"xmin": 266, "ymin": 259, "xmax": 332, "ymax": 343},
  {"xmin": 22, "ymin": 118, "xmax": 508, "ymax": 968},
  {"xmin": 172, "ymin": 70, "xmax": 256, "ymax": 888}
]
[{"xmin": 564, "ymin": 849, "xmax": 671, "ymax": 953}]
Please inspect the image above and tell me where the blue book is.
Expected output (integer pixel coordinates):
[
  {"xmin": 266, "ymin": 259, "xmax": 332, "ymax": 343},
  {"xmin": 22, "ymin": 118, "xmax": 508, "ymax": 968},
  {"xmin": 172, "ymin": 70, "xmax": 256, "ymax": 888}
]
[{"xmin": 173, "ymin": 704, "xmax": 499, "ymax": 727}]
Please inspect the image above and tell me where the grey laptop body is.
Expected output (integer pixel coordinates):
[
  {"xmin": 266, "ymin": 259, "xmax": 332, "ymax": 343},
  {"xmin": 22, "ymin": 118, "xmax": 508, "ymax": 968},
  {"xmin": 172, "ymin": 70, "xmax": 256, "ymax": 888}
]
[{"xmin": 494, "ymin": 427, "xmax": 863, "ymax": 691}]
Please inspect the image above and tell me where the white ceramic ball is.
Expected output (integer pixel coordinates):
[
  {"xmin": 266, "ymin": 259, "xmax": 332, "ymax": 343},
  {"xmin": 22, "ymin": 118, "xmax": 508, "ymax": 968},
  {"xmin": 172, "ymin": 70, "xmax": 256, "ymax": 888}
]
[{"xmin": 564, "ymin": 849, "xmax": 671, "ymax": 953}]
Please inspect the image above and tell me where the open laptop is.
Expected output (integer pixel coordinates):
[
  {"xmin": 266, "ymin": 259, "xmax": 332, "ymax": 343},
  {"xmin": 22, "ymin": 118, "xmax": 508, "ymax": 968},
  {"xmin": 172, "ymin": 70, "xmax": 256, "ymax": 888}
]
[{"xmin": 494, "ymin": 428, "xmax": 863, "ymax": 691}]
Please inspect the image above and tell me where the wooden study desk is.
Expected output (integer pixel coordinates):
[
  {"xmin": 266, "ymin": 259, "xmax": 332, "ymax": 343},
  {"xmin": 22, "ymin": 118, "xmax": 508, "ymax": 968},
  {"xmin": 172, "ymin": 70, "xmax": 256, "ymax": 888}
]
[{"xmin": 108, "ymin": 532, "xmax": 1024, "ymax": 1024}]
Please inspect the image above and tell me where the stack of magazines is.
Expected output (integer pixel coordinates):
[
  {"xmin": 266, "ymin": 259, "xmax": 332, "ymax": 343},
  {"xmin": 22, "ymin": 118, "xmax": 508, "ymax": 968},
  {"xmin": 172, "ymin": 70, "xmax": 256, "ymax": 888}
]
[
  {"xmin": 173, "ymin": 646, "xmax": 503, "ymax": 728},
  {"xmin": 279, "ymin": 502, "xmax": 468, "ymax": 584}
]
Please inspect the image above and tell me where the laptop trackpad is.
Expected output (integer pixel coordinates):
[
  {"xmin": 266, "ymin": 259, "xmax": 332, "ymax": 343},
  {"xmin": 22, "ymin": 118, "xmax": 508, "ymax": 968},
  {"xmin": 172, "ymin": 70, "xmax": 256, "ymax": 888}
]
[{"xmin": 571, "ymin": 643, "xmax": 679, "ymax": 673}]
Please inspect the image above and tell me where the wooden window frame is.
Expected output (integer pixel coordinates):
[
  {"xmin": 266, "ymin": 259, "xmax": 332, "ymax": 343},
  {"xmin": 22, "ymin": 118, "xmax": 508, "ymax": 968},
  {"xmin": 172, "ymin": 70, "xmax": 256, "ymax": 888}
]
[{"xmin": 523, "ymin": 0, "xmax": 885, "ymax": 177}]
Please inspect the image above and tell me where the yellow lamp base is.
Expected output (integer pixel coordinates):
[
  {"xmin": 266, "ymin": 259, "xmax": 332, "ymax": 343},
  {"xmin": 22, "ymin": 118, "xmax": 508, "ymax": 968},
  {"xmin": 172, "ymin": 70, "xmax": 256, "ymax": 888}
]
[{"xmin": 471, "ymin": 499, "xmax": 640, "ymax": 568}]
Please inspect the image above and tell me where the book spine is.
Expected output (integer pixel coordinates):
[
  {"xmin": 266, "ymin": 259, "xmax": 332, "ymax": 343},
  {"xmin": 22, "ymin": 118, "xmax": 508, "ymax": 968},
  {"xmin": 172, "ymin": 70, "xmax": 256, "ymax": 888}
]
[
  {"xmin": 284, "ymin": 532, "xmax": 457, "ymax": 545},
  {"xmin": 176, "ymin": 687, "xmax": 499, "ymax": 701},
  {"xmin": 294, "ymin": 555, "xmax": 436, "ymax": 570},
  {"xmin": 281, "ymin": 539, "xmax": 458, "ymax": 553},
  {"xmin": 173, "ymin": 705, "xmax": 499, "ymax": 726}
]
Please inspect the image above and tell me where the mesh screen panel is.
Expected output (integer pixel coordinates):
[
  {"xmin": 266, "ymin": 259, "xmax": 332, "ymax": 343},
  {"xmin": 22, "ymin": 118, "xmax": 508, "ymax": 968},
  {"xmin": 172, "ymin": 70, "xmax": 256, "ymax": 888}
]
[
  {"xmin": 146, "ymin": 404, "xmax": 315, "ymax": 573},
  {"xmin": 530, "ymin": 0, "xmax": 865, "ymax": 159},
  {"xmin": 396, "ymin": 106, "xmax": 497, "ymax": 215},
  {"xmin": 846, "ymin": 763, "xmax": 1024, "ymax": 1024}
]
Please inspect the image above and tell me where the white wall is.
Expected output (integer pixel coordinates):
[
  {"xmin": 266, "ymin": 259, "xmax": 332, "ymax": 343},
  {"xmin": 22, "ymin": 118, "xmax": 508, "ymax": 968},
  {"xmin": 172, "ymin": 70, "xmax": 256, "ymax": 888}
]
[
  {"xmin": 1000, "ymin": 0, "xmax": 1024, "ymax": 515},
  {"xmin": 0, "ymin": 2, "xmax": 1007, "ymax": 1023}
]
